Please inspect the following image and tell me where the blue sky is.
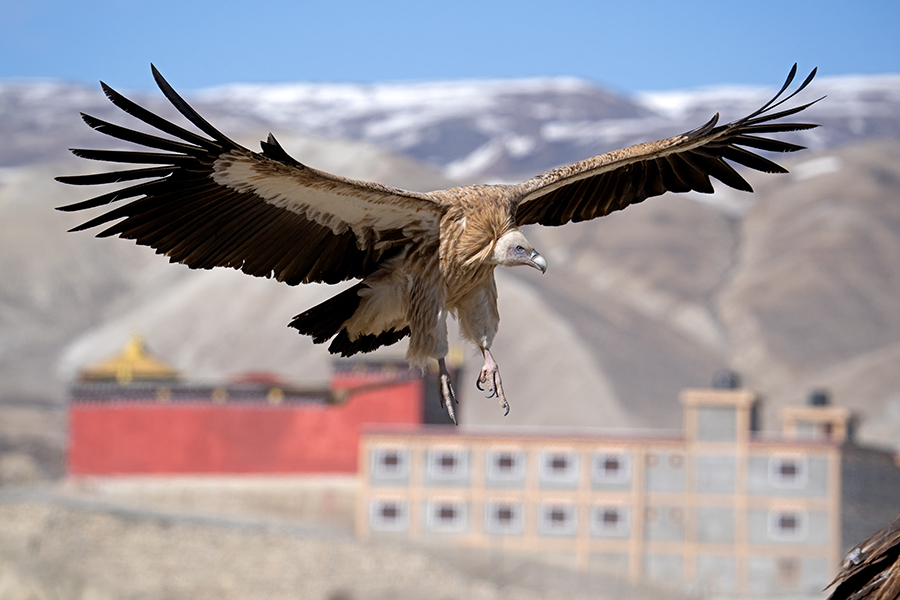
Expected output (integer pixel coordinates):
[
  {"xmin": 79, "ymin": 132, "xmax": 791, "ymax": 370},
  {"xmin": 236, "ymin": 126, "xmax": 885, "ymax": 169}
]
[{"xmin": 1, "ymin": 0, "xmax": 897, "ymax": 93}]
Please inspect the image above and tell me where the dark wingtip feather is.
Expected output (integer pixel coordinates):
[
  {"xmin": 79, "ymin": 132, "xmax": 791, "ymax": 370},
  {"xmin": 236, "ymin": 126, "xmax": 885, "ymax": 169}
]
[
  {"xmin": 150, "ymin": 64, "xmax": 240, "ymax": 150},
  {"xmin": 260, "ymin": 133, "xmax": 302, "ymax": 167},
  {"xmin": 686, "ymin": 113, "xmax": 720, "ymax": 139},
  {"xmin": 55, "ymin": 166, "xmax": 173, "ymax": 187}
]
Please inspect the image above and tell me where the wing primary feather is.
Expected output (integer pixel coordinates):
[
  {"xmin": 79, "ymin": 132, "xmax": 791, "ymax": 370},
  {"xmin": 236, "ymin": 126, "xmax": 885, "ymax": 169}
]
[
  {"xmin": 55, "ymin": 166, "xmax": 173, "ymax": 187},
  {"xmin": 99, "ymin": 81, "xmax": 223, "ymax": 151},
  {"xmin": 742, "ymin": 98, "xmax": 825, "ymax": 127},
  {"xmin": 731, "ymin": 134, "xmax": 806, "ymax": 153},
  {"xmin": 68, "ymin": 148, "xmax": 195, "ymax": 166},
  {"xmin": 97, "ymin": 178, "xmax": 216, "ymax": 224},
  {"xmin": 67, "ymin": 177, "xmax": 211, "ymax": 224},
  {"xmin": 742, "ymin": 63, "xmax": 798, "ymax": 121},
  {"xmin": 720, "ymin": 146, "xmax": 789, "ymax": 174},
  {"xmin": 79, "ymin": 113, "xmax": 204, "ymax": 154},
  {"xmin": 61, "ymin": 178, "xmax": 174, "ymax": 217},
  {"xmin": 741, "ymin": 122, "xmax": 819, "ymax": 134},
  {"xmin": 687, "ymin": 150, "xmax": 753, "ymax": 192},
  {"xmin": 762, "ymin": 67, "xmax": 818, "ymax": 114},
  {"xmin": 150, "ymin": 64, "xmax": 241, "ymax": 150},
  {"xmin": 106, "ymin": 187, "xmax": 230, "ymax": 243},
  {"xmin": 100, "ymin": 181, "xmax": 229, "ymax": 239}
]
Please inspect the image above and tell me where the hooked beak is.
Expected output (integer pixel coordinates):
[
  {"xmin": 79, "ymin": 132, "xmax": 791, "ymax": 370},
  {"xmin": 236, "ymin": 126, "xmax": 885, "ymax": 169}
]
[{"xmin": 529, "ymin": 250, "xmax": 547, "ymax": 274}]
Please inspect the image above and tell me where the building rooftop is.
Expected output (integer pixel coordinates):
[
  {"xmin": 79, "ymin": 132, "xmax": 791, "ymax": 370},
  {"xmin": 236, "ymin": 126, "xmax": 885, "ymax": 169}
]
[{"xmin": 78, "ymin": 333, "xmax": 180, "ymax": 384}]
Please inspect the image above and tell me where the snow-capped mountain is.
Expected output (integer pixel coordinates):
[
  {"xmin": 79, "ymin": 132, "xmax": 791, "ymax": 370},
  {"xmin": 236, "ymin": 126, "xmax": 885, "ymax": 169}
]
[{"xmin": 2, "ymin": 72, "xmax": 899, "ymax": 182}]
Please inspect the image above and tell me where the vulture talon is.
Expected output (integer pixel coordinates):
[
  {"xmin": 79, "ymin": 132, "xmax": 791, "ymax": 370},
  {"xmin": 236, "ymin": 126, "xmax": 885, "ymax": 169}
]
[
  {"xmin": 479, "ymin": 348, "xmax": 510, "ymax": 416},
  {"xmin": 438, "ymin": 358, "xmax": 458, "ymax": 425}
]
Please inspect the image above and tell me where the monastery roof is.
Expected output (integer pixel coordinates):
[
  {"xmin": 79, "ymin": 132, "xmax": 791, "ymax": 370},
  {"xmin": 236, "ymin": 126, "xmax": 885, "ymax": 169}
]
[{"xmin": 79, "ymin": 334, "xmax": 180, "ymax": 384}]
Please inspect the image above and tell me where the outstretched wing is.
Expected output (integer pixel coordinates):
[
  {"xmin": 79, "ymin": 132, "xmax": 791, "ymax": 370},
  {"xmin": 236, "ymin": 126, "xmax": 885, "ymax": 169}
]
[
  {"xmin": 514, "ymin": 64, "xmax": 821, "ymax": 227},
  {"xmin": 56, "ymin": 65, "xmax": 443, "ymax": 285}
]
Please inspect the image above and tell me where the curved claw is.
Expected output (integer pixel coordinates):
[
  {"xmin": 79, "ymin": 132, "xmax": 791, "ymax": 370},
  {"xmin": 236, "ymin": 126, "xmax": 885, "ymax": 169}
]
[
  {"xmin": 444, "ymin": 400, "xmax": 457, "ymax": 425},
  {"xmin": 478, "ymin": 349, "xmax": 511, "ymax": 417},
  {"xmin": 438, "ymin": 358, "xmax": 459, "ymax": 426},
  {"xmin": 441, "ymin": 379, "xmax": 458, "ymax": 425}
]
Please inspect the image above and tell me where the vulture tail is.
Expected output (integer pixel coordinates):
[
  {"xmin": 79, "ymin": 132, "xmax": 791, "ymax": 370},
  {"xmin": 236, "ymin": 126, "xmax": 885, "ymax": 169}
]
[
  {"xmin": 289, "ymin": 283, "xmax": 410, "ymax": 356},
  {"xmin": 328, "ymin": 327, "xmax": 411, "ymax": 358}
]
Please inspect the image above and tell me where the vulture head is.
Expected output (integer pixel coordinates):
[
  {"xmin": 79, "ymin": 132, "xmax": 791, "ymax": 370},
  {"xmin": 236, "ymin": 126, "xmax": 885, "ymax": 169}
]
[{"xmin": 492, "ymin": 230, "xmax": 547, "ymax": 273}]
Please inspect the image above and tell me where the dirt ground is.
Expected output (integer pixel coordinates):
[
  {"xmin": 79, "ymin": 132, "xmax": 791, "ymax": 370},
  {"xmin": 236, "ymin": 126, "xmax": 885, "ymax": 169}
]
[
  {"xmin": 0, "ymin": 404, "xmax": 66, "ymax": 485},
  {"xmin": 0, "ymin": 480, "xmax": 684, "ymax": 600}
]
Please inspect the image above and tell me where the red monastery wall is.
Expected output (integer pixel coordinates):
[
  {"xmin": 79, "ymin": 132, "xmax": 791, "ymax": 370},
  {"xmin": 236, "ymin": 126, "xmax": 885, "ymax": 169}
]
[{"xmin": 68, "ymin": 378, "xmax": 422, "ymax": 475}]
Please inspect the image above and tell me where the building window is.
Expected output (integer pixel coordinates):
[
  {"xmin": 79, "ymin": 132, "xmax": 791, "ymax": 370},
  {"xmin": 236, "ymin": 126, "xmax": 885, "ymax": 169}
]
[
  {"xmin": 776, "ymin": 558, "xmax": 801, "ymax": 587},
  {"xmin": 426, "ymin": 500, "xmax": 468, "ymax": 533},
  {"xmin": 539, "ymin": 450, "xmax": 579, "ymax": 485},
  {"xmin": 768, "ymin": 510, "xmax": 808, "ymax": 541},
  {"xmin": 768, "ymin": 455, "xmax": 808, "ymax": 488},
  {"xmin": 427, "ymin": 448, "xmax": 468, "ymax": 480},
  {"xmin": 592, "ymin": 452, "xmax": 631, "ymax": 483},
  {"xmin": 369, "ymin": 499, "xmax": 408, "ymax": 532},
  {"xmin": 591, "ymin": 506, "xmax": 629, "ymax": 536},
  {"xmin": 538, "ymin": 503, "xmax": 577, "ymax": 536},
  {"xmin": 371, "ymin": 447, "xmax": 410, "ymax": 479},
  {"xmin": 485, "ymin": 501, "xmax": 525, "ymax": 535},
  {"xmin": 486, "ymin": 449, "xmax": 525, "ymax": 481}
]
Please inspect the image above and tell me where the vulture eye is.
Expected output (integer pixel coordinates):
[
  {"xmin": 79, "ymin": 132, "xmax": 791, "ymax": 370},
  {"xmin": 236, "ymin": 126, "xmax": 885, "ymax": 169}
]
[{"xmin": 515, "ymin": 245, "xmax": 525, "ymax": 254}]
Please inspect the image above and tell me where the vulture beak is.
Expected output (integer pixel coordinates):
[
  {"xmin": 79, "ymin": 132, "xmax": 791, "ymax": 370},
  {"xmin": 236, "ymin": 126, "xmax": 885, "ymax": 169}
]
[{"xmin": 529, "ymin": 250, "xmax": 547, "ymax": 274}]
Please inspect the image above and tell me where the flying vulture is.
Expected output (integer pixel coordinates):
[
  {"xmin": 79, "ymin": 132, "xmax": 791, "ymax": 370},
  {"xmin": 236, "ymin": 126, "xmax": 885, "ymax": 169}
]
[
  {"xmin": 57, "ymin": 64, "xmax": 820, "ymax": 424},
  {"xmin": 826, "ymin": 514, "xmax": 900, "ymax": 600}
]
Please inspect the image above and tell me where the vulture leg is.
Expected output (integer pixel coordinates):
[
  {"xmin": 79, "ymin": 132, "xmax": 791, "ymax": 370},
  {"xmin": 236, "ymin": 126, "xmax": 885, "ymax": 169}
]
[
  {"xmin": 476, "ymin": 348, "xmax": 509, "ymax": 416},
  {"xmin": 437, "ymin": 358, "xmax": 458, "ymax": 425}
]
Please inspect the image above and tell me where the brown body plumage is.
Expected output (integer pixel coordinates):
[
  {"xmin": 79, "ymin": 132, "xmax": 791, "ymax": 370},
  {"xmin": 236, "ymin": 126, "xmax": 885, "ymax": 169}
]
[
  {"xmin": 827, "ymin": 515, "xmax": 900, "ymax": 600},
  {"xmin": 57, "ymin": 64, "xmax": 820, "ymax": 423}
]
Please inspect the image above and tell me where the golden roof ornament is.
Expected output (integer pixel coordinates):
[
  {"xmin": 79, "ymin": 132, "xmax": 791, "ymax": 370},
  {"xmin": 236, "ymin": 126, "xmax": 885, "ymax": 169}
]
[{"xmin": 79, "ymin": 333, "xmax": 179, "ymax": 384}]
